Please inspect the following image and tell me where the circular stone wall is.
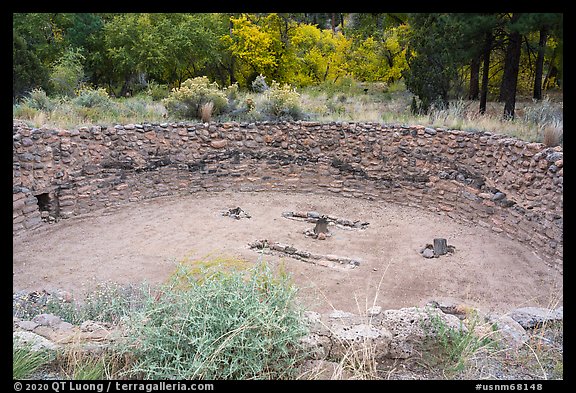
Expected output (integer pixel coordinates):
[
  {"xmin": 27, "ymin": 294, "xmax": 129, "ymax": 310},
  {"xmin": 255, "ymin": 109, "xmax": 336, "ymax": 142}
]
[
  {"xmin": 13, "ymin": 120, "xmax": 563, "ymax": 268},
  {"xmin": 12, "ymin": 120, "xmax": 563, "ymax": 313}
]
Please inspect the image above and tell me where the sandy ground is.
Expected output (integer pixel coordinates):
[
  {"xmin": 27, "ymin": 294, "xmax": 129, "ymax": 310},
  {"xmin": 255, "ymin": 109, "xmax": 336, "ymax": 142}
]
[{"xmin": 12, "ymin": 191, "xmax": 563, "ymax": 315}]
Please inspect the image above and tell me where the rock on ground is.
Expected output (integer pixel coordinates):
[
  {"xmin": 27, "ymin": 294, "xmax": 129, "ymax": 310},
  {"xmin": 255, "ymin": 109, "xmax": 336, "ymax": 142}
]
[{"xmin": 508, "ymin": 306, "xmax": 563, "ymax": 329}]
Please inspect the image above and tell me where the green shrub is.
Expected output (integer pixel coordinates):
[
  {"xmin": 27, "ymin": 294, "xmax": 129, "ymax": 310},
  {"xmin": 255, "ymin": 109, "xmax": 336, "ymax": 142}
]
[
  {"xmin": 262, "ymin": 81, "xmax": 305, "ymax": 121},
  {"xmin": 251, "ymin": 74, "xmax": 269, "ymax": 93},
  {"xmin": 422, "ymin": 309, "xmax": 496, "ymax": 375},
  {"xmin": 29, "ymin": 283, "xmax": 150, "ymax": 325},
  {"xmin": 73, "ymin": 86, "xmax": 112, "ymax": 108},
  {"xmin": 120, "ymin": 96, "xmax": 155, "ymax": 117},
  {"xmin": 146, "ymin": 81, "xmax": 170, "ymax": 101},
  {"xmin": 21, "ymin": 88, "xmax": 56, "ymax": 111},
  {"xmin": 162, "ymin": 76, "xmax": 228, "ymax": 120},
  {"xmin": 522, "ymin": 97, "xmax": 563, "ymax": 126},
  {"xmin": 224, "ymin": 82, "xmax": 240, "ymax": 101},
  {"xmin": 316, "ymin": 76, "xmax": 362, "ymax": 99},
  {"xmin": 50, "ymin": 48, "xmax": 85, "ymax": 97},
  {"xmin": 13, "ymin": 103, "xmax": 40, "ymax": 120},
  {"xmin": 120, "ymin": 261, "xmax": 309, "ymax": 380}
]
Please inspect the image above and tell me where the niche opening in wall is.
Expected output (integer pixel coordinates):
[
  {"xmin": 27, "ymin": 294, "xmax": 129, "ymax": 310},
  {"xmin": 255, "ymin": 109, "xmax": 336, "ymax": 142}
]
[
  {"xmin": 34, "ymin": 192, "xmax": 60, "ymax": 221},
  {"xmin": 35, "ymin": 193, "xmax": 51, "ymax": 212}
]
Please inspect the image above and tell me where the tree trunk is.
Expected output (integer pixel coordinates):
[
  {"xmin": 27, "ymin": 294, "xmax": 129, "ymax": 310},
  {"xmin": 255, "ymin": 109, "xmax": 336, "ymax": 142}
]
[
  {"xmin": 500, "ymin": 13, "xmax": 523, "ymax": 120},
  {"xmin": 479, "ymin": 32, "xmax": 492, "ymax": 114},
  {"xmin": 533, "ymin": 26, "xmax": 548, "ymax": 100},
  {"xmin": 468, "ymin": 56, "xmax": 481, "ymax": 100},
  {"xmin": 543, "ymin": 46, "xmax": 558, "ymax": 90},
  {"xmin": 119, "ymin": 75, "xmax": 131, "ymax": 97},
  {"xmin": 331, "ymin": 13, "xmax": 336, "ymax": 33}
]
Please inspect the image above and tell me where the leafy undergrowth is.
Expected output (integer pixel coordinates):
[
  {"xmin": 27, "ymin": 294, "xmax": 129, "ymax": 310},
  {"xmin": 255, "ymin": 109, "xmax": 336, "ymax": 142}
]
[
  {"xmin": 13, "ymin": 258, "xmax": 563, "ymax": 380},
  {"xmin": 119, "ymin": 261, "xmax": 309, "ymax": 379},
  {"xmin": 13, "ymin": 82, "xmax": 562, "ymax": 146},
  {"xmin": 14, "ymin": 259, "xmax": 311, "ymax": 380}
]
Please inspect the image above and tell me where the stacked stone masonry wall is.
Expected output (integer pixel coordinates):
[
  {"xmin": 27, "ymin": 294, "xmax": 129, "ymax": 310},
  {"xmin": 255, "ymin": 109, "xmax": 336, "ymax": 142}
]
[{"xmin": 13, "ymin": 120, "xmax": 563, "ymax": 271}]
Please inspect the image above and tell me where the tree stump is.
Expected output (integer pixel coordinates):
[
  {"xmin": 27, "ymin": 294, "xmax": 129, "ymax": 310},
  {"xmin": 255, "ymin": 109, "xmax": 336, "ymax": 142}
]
[
  {"xmin": 314, "ymin": 216, "xmax": 329, "ymax": 235},
  {"xmin": 433, "ymin": 238, "xmax": 448, "ymax": 256}
]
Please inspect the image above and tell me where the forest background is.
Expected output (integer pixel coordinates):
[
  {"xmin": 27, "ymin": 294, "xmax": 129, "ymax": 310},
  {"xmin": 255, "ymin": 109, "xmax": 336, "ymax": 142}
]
[{"xmin": 12, "ymin": 13, "xmax": 564, "ymax": 143}]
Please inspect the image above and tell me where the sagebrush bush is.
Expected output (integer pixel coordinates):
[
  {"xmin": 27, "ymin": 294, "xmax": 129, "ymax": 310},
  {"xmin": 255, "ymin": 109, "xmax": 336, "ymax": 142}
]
[
  {"xmin": 120, "ymin": 261, "xmax": 309, "ymax": 380},
  {"xmin": 73, "ymin": 86, "xmax": 112, "ymax": 109},
  {"xmin": 522, "ymin": 97, "xmax": 563, "ymax": 126},
  {"xmin": 224, "ymin": 82, "xmax": 240, "ymax": 101},
  {"xmin": 21, "ymin": 88, "xmax": 56, "ymax": 111},
  {"xmin": 162, "ymin": 77, "xmax": 228, "ymax": 120},
  {"xmin": 251, "ymin": 74, "xmax": 269, "ymax": 93},
  {"xmin": 262, "ymin": 81, "xmax": 305, "ymax": 120},
  {"xmin": 13, "ymin": 103, "xmax": 40, "ymax": 120}
]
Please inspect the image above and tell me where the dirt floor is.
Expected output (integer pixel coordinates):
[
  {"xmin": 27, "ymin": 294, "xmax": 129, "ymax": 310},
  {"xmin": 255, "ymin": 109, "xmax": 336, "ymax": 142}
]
[{"xmin": 12, "ymin": 191, "xmax": 563, "ymax": 315}]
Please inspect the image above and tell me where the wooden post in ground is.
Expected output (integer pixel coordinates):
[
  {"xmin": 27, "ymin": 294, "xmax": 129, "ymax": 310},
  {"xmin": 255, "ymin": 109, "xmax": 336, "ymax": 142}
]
[
  {"xmin": 433, "ymin": 238, "xmax": 448, "ymax": 256},
  {"xmin": 314, "ymin": 216, "xmax": 329, "ymax": 235}
]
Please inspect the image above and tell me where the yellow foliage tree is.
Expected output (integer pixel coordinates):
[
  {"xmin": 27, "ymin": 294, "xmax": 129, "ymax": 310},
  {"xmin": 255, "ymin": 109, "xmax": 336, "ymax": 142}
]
[
  {"xmin": 290, "ymin": 24, "xmax": 352, "ymax": 85},
  {"xmin": 348, "ymin": 26, "xmax": 409, "ymax": 83},
  {"xmin": 221, "ymin": 14, "xmax": 281, "ymax": 85}
]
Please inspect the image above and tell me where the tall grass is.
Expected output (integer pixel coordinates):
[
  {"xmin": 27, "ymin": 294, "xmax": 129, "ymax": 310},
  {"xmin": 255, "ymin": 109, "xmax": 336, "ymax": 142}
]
[
  {"xmin": 56, "ymin": 346, "xmax": 107, "ymax": 380},
  {"xmin": 542, "ymin": 121, "xmax": 563, "ymax": 147},
  {"xmin": 13, "ymin": 92, "xmax": 167, "ymax": 129},
  {"xmin": 199, "ymin": 101, "xmax": 214, "ymax": 122},
  {"xmin": 13, "ymin": 341, "xmax": 54, "ymax": 379},
  {"xmin": 511, "ymin": 287, "xmax": 564, "ymax": 380},
  {"xmin": 295, "ymin": 261, "xmax": 393, "ymax": 380},
  {"xmin": 420, "ymin": 309, "xmax": 498, "ymax": 377}
]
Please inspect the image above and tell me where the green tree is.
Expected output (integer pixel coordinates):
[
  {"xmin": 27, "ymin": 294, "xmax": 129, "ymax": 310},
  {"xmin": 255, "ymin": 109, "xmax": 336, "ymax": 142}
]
[
  {"xmin": 496, "ymin": 13, "xmax": 562, "ymax": 119},
  {"xmin": 542, "ymin": 24, "xmax": 562, "ymax": 91},
  {"xmin": 499, "ymin": 13, "xmax": 525, "ymax": 119},
  {"xmin": 13, "ymin": 31, "xmax": 49, "ymax": 99},
  {"xmin": 161, "ymin": 13, "xmax": 230, "ymax": 88},
  {"xmin": 103, "ymin": 13, "xmax": 166, "ymax": 96},
  {"xmin": 289, "ymin": 23, "xmax": 352, "ymax": 85},
  {"xmin": 49, "ymin": 47, "xmax": 85, "ymax": 97},
  {"xmin": 449, "ymin": 14, "xmax": 500, "ymax": 113},
  {"xmin": 13, "ymin": 13, "xmax": 66, "ymax": 67},
  {"xmin": 61, "ymin": 13, "xmax": 112, "ymax": 88},
  {"xmin": 404, "ymin": 13, "xmax": 463, "ymax": 113},
  {"xmin": 13, "ymin": 13, "xmax": 67, "ymax": 98},
  {"xmin": 344, "ymin": 13, "xmax": 409, "ymax": 84},
  {"xmin": 348, "ymin": 25, "xmax": 409, "ymax": 83},
  {"xmin": 520, "ymin": 13, "xmax": 562, "ymax": 100}
]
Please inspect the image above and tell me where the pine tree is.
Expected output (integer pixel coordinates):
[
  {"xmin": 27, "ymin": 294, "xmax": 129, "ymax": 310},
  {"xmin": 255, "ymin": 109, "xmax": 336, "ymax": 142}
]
[{"xmin": 403, "ymin": 13, "xmax": 463, "ymax": 113}]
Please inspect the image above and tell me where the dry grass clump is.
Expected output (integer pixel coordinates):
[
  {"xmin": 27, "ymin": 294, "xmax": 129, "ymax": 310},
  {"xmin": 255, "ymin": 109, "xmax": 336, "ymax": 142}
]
[
  {"xmin": 199, "ymin": 101, "xmax": 214, "ymax": 122},
  {"xmin": 542, "ymin": 122, "xmax": 563, "ymax": 147}
]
